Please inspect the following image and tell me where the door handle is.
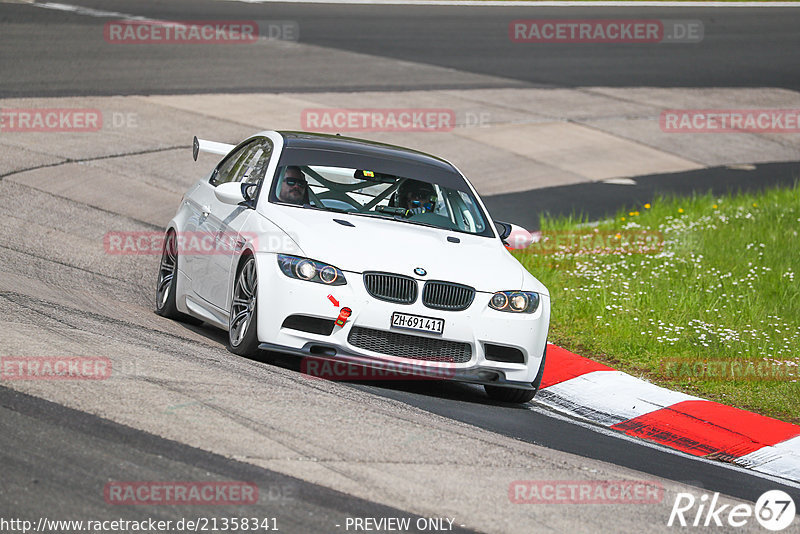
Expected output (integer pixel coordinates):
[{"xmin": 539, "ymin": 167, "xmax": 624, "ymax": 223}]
[{"xmin": 201, "ymin": 205, "xmax": 211, "ymax": 218}]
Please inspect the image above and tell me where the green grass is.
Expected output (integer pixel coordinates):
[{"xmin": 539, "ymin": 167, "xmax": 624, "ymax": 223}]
[{"xmin": 514, "ymin": 182, "xmax": 800, "ymax": 423}]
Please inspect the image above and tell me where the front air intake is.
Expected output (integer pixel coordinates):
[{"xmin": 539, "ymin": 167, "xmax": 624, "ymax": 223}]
[
  {"xmin": 281, "ymin": 315, "xmax": 336, "ymax": 336},
  {"xmin": 484, "ymin": 343, "xmax": 525, "ymax": 364},
  {"xmin": 348, "ymin": 327, "xmax": 472, "ymax": 363}
]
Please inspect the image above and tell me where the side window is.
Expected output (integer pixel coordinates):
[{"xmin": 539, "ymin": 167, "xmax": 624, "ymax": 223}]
[
  {"xmin": 447, "ymin": 190, "xmax": 485, "ymax": 233},
  {"xmin": 240, "ymin": 141, "xmax": 273, "ymax": 185},
  {"xmin": 211, "ymin": 139, "xmax": 272, "ymax": 186},
  {"xmin": 212, "ymin": 142, "xmax": 253, "ymax": 186}
]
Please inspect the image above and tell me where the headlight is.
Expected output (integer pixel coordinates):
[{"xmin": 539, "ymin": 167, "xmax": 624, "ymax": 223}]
[
  {"xmin": 319, "ymin": 265, "xmax": 339, "ymax": 284},
  {"xmin": 489, "ymin": 291, "xmax": 539, "ymax": 313},
  {"xmin": 490, "ymin": 293, "xmax": 508, "ymax": 309},
  {"xmin": 278, "ymin": 255, "xmax": 347, "ymax": 286},
  {"xmin": 296, "ymin": 260, "xmax": 316, "ymax": 280}
]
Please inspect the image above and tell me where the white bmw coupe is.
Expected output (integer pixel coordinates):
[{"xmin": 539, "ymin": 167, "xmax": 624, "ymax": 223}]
[{"xmin": 156, "ymin": 131, "xmax": 550, "ymax": 403}]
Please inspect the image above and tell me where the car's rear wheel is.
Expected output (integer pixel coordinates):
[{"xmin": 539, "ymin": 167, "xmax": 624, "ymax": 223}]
[
  {"xmin": 484, "ymin": 345, "xmax": 547, "ymax": 404},
  {"xmin": 228, "ymin": 255, "xmax": 260, "ymax": 356},
  {"xmin": 155, "ymin": 230, "xmax": 201, "ymax": 324}
]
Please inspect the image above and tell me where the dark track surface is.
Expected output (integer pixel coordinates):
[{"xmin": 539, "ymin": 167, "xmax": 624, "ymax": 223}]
[
  {"xmin": 2, "ymin": 1, "xmax": 799, "ymax": 530},
  {"xmin": 483, "ymin": 161, "xmax": 800, "ymax": 230},
  {"xmin": 0, "ymin": 385, "xmax": 475, "ymax": 533},
  {"xmin": 348, "ymin": 379, "xmax": 800, "ymax": 505},
  {"xmin": 1, "ymin": 1, "xmax": 800, "ymax": 96},
  {"xmin": 256, "ymin": 352, "xmax": 800, "ymax": 506}
]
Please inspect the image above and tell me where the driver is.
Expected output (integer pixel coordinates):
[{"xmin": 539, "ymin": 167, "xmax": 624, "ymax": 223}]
[
  {"xmin": 277, "ymin": 166, "xmax": 308, "ymax": 205},
  {"xmin": 398, "ymin": 179, "xmax": 437, "ymax": 215}
]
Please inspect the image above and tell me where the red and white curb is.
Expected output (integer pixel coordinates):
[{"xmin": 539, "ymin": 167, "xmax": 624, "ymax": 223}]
[{"xmin": 538, "ymin": 344, "xmax": 800, "ymax": 484}]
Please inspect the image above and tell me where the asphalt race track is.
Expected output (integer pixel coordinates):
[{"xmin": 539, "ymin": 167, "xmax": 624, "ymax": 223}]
[
  {"xmin": 2, "ymin": 0, "xmax": 800, "ymax": 96},
  {"xmin": 484, "ymin": 161, "xmax": 800, "ymax": 230},
  {"xmin": 0, "ymin": 387, "xmax": 476, "ymax": 534},
  {"xmin": 1, "ymin": 1, "xmax": 800, "ymax": 533}
]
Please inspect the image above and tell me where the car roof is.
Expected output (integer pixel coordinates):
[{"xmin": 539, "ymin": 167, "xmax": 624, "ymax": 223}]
[{"xmin": 277, "ymin": 131, "xmax": 454, "ymax": 171}]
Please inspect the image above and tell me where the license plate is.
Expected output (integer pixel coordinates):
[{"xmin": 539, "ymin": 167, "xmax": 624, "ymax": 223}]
[{"xmin": 390, "ymin": 312, "xmax": 444, "ymax": 335}]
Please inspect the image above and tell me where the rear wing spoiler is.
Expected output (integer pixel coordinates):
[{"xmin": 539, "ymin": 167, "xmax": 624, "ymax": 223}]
[{"xmin": 193, "ymin": 136, "xmax": 235, "ymax": 161}]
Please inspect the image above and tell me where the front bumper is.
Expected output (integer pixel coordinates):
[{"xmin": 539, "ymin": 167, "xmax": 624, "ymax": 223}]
[{"xmin": 254, "ymin": 253, "xmax": 550, "ymax": 388}]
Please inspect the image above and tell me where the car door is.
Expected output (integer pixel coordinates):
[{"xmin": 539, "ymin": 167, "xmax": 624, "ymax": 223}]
[
  {"xmin": 182, "ymin": 141, "xmax": 252, "ymax": 295},
  {"xmin": 190, "ymin": 138, "xmax": 273, "ymax": 310}
]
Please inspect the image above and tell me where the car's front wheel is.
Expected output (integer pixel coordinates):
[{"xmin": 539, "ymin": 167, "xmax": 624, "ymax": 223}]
[
  {"xmin": 228, "ymin": 255, "xmax": 260, "ymax": 356},
  {"xmin": 484, "ymin": 345, "xmax": 547, "ymax": 404}
]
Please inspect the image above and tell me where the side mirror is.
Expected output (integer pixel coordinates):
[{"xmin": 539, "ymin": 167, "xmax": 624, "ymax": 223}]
[
  {"xmin": 506, "ymin": 224, "xmax": 534, "ymax": 249},
  {"xmin": 214, "ymin": 182, "xmax": 246, "ymax": 205},
  {"xmin": 242, "ymin": 182, "xmax": 258, "ymax": 202},
  {"xmin": 496, "ymin": 221, "xmax": 534, "ymax": 249},
  {"xmin": 494, "ymin": 221, "xmax": 512, "ymax": 240}
]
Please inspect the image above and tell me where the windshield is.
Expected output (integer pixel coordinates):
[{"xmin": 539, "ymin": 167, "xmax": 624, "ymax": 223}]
[{"xmin": 269, "ymin": 164, "xmax": 493, "ymax": 237}]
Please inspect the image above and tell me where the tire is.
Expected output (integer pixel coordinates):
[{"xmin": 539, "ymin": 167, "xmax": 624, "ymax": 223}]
[
  {"xmin": 228, "ymin": 255, "xmax": 260, "ymax": 356},
  {"xmin": 484, "ymin": 344, "xmax": 547, "ymax": 404},
  {"xmin": 155, "ymin": 230, "xmax": 202, "ymax": 325}
]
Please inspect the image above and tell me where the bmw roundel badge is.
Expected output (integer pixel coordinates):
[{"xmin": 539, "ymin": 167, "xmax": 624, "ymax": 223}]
[{"xmin": 414, "ymin": 267, "xmax": 427, "ymax": 276}]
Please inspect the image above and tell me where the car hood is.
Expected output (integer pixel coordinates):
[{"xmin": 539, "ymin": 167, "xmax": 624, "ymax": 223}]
[{"xmin": 263, "ymin": 206, "xmax": 547, "ymax": 294}]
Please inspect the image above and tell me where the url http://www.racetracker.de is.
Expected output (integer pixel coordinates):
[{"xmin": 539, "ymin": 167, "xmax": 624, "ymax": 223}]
[{"xmin": 0, "ymin": 517, "xmax": 280, "ymax": 533}]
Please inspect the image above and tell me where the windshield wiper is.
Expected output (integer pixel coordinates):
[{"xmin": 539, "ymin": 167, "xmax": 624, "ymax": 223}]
[
  {"xmin": 350, "ymin": 211, "xmax": 454, "ymax": 231},
  {"xmin": 301, "ymin": 203, "xmax": 352, "ymax": 214},
  {"xmin": 350, "ymin": 211, "xmax": 401, "ymax": 221},
  {"xmin": 375, "ymin": 205, "xmax": 410, "ymax": 217},
  {"xmin": 403, "ymin": 220, "xmax": 453, "ymax": 231}
]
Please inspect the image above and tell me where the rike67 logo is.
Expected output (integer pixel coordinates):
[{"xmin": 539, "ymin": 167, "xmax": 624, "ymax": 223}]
[{"xmin": 668, "ymin": 490, "xmax": 796, "ymax": 531}]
